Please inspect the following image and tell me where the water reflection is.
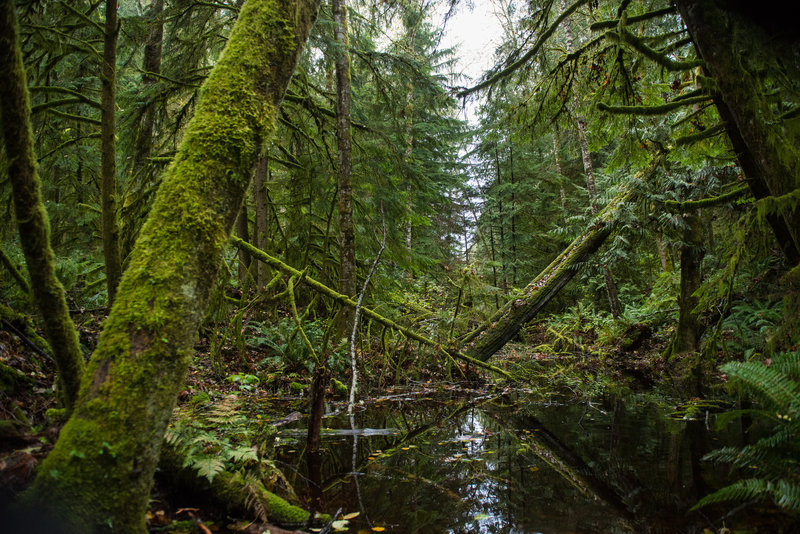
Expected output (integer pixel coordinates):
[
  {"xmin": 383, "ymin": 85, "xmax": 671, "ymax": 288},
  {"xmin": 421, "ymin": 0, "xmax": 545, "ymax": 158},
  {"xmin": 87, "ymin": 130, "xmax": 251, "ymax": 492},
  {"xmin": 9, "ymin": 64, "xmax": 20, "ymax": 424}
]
[{"xmin": 272, "ymin": 390, "xmax": 755, "ymax": 533}]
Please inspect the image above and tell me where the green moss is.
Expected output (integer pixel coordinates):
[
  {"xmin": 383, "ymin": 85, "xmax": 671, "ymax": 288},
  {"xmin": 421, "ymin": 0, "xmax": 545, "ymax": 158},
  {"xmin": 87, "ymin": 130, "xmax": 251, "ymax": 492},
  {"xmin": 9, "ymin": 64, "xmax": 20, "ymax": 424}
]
[
  {"xmin": 23, "ymin": 0, "xmax": 320, "ymax": 532},
  {"xmin": 331, "ymin": 378, "xmax": 349, "ymax": 396}
]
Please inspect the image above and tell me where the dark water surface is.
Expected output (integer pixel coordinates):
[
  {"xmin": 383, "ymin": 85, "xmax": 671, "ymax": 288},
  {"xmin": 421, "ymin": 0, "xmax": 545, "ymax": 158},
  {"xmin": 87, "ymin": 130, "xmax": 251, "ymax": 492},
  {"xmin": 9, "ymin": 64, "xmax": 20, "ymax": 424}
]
[{"xmin": 271, "ymin": 387, "xmax": 785, "ymax": 533}]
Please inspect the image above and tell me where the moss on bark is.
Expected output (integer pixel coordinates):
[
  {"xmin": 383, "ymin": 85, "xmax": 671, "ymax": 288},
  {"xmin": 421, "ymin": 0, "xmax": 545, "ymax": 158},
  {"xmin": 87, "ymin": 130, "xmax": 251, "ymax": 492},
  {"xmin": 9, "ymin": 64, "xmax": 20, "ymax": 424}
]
[
  {"xmin": 460, "ymin": 157, "xmax": 664, "ymax": 361},
  {"xmin": 158, "ymin": 443, "xmax": 319, "ymax": 527},
  {"xmin": 0, "ymin": 0, "xmax": 84, "ymax": 411},
  {"xmin": 20, "ymin": 1, "xmax": 320, "ymax": 532}
]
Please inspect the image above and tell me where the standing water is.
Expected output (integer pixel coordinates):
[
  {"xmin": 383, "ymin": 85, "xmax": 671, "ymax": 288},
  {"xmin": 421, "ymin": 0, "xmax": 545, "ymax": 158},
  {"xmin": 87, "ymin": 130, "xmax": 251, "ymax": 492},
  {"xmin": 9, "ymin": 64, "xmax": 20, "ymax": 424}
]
[{"xmin": 271, "ymin": 387, "xmax": 787, "ymax": 533}]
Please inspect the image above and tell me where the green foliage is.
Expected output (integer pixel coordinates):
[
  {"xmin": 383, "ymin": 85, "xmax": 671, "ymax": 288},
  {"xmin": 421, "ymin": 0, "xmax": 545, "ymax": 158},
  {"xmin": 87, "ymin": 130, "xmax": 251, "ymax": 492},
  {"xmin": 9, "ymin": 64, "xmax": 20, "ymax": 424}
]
[
  {"xmin": 720, "ymin": 299, "xmax": 784, "ymax": 357},
  {"xmin": 695, "ymin": 352, "xmax": 800, "ymax": 514},
  {"xmin": 247, "ymin": 317, "xmax": 327, "ymax": 373},
  {"xmin": 164, "ymin": 394, "xmax": 277, "ymax": 484}
]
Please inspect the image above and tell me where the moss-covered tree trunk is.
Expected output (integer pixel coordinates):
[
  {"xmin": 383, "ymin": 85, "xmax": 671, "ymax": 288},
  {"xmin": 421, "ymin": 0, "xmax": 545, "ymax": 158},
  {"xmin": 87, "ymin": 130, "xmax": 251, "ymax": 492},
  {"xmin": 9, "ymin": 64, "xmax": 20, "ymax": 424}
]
[
  {"xmin": 0, "ymin": 0, "xmax": 85, "ymax": 411},
  {"xmin": 460, "ymin": 159, "xmax": 663, "ymax": 361},
  {"xmin": 101, "ymin": 0, "xmax": 123, "ymax": 303},
  {"xmin": 677, "ymin": 0, "xmax": 800, "ymax": 264},
  {"xmin": 333, "ymin": 0, "xmax": 355, "ymax": 335},
  {"xmin": 461, "ymin": 220, "xmax": 613, "ymax": 361},
  {"xmin": 669, "ymin": 211, "xmax": 705, "ymax": 356},
  {"xmin": 21, "ymin": 1, "xmax": 319, "ymax": 532}
]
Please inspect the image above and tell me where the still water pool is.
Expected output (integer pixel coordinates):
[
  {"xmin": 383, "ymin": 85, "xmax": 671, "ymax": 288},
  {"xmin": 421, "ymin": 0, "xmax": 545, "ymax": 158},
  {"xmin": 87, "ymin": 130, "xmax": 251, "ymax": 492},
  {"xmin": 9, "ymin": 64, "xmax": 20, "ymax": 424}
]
[{"xmin": 272, "ymin": 387, "xmax": 790, "ymax": 533}]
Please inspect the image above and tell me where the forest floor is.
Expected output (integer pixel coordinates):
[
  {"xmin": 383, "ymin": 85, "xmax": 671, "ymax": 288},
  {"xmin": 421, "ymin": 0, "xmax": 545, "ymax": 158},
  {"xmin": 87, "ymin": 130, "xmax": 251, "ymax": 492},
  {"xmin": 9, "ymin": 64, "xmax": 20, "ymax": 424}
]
[{"xmin": 0, "ymin": 310, "xmax": 723, "ymax": 533}]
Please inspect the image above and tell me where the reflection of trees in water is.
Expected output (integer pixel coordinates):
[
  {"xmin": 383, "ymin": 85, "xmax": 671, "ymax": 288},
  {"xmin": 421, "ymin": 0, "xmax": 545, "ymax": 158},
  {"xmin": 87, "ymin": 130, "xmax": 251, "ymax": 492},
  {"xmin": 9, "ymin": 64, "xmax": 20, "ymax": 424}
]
[{"xmin": 280, "ymin": 393, "xmax": 743, "ymax": 533}]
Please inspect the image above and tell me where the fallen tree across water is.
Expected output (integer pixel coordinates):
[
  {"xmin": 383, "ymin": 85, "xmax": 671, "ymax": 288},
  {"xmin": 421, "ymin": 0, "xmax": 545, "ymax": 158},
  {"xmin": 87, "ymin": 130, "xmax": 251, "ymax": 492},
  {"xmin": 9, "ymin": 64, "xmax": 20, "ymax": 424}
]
[{"xmin": 460, "ymin": 156, "xmax": 664, "ymax": 362}]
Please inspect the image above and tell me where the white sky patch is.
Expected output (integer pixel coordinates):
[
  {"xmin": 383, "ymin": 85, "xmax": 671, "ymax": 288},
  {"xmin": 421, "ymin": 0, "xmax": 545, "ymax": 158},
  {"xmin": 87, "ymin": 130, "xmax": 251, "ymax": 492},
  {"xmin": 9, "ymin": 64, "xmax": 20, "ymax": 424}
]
[
  {"xmin": 436, "ymin": 0, "xmax": 506, "ymax": 124},
  {"xmin": 437, "ymin": 0, "xmax": 505, "ymax": 82}
]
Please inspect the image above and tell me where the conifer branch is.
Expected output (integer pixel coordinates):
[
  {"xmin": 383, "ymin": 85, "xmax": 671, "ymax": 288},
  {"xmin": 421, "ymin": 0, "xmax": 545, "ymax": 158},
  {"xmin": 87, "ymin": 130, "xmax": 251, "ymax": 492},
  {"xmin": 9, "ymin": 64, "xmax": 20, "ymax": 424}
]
[
  {"xmin": 605, "ymin": 24, "xmax": 702, "ymax": 71},
  {"xmin": 29, "ymin": 85, "xmax": 102, "ymax": 109},
  {"xmin": 673, "ymin": 122, "xmax": 726, "ymax": 146},
  {"xmin": 664, "ymin": 185, "xmax": 749, "ymax": 211},
  {"xmin": 458, "ymin": 0, "xmax": 589, "ymax": 97},
  {"xmin": 596, "ymin": 94, "xmax": 711, "ymax": 115},
  {"xmin": 589, "ymin": 6, "xmax": 677, "ymax": 31}
]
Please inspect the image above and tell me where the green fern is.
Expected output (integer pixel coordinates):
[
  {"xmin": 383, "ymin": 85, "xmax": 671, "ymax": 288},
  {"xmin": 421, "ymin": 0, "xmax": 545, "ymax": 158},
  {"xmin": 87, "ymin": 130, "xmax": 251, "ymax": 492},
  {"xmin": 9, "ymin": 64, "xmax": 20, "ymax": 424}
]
[
  {"xmin": 695, "ymin": 479, "xmax": 800, "ymax": 513},
  {"xmin": 164, "ymin": 394, "xmax": 278, "ymax": 484},
  {"xmin": 695, "ymin": 352, "xmax": 800, "ymax": 515}
]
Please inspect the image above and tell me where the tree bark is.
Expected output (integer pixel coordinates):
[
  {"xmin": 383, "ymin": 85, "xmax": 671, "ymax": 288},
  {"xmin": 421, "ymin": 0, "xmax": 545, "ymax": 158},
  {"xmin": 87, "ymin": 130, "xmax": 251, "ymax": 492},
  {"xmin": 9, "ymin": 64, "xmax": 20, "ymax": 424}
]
[
  {"xmin": 131, "ymin": 0, "xmax": 164, "ymax": 184},
  {"xmin": 0, "ymin": 0, "xmax": 85, "ymax": 412},
  {"xmin": 253, "ymin": 156, "xmax": 271, "ymax": 287},
  {"xmin": 669, "ymin": 211, "xmax": 705, "ymax": 356},
  {"xmin": 21, "ymin": 1, "xmax": 319, "ymax": 531},
  {"xmin": 333, "ymin": 0, "xmax": 355, "ymax": 335},
  {"xmin": 236, "ymin": 204, "xmax": 252, "ymax": 286},
  {"xmin": 101, "ymin": 0, "xmax": 123, "ymax": 304},
  {"xmin": 676, "ymin": 0, "xmax": 800, "ymax": 265}
]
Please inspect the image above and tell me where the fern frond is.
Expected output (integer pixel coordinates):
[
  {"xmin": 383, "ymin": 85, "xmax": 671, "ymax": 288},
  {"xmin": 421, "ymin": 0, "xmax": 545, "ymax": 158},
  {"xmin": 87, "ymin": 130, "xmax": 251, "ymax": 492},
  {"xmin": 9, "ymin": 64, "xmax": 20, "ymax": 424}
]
[
  {"xmin": 774, "ymin": 480, "xmax": 800, "ymax": 512},
  {"xmin": 721, "ymin": 361, "xmax": 800, "ymax": 412},
  {"xmin": 770, "ymin": 352, "xmax": 800, "ymax": 380},
  {"xmin": 694, "ymin": 478, "xmax": 770, "ymax": 509},
  {"xmin": 244, "ymin": 475, "xmax": 269, "ymax": 522},
  {"xmin": 695, "ymin": 478, "xmax": 800, "ymax": 513}
]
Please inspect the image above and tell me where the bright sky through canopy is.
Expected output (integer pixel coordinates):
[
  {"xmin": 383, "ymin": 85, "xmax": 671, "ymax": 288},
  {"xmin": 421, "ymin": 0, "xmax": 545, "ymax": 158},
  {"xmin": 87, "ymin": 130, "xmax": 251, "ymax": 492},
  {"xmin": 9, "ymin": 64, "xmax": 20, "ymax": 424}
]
[{"xmin": 436, "ymin": 0, "xmax": 505, "ymax": 123}]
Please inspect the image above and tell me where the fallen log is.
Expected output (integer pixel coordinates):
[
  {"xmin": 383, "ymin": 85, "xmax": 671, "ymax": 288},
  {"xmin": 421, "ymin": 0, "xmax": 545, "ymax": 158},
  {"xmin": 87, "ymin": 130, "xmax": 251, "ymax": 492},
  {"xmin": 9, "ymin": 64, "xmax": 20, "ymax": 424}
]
[
  {"xmin": 460, "ymin": 156, "xmax": 664, "ymax": 362},
  {"xmin": 230, "ymin": 236, "xmax": 512, "ymax": 379}
]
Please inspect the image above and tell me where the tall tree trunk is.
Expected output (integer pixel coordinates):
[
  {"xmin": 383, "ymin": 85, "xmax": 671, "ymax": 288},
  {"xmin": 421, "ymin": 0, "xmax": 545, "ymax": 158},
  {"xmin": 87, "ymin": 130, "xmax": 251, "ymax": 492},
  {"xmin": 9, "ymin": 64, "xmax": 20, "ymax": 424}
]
[
  {"xmin": 553, "ymin": 127, "xmax": 567, "ymax": 215},
  {"xmin": 669, "ymin": 211, "xmax": 705, "ymax": 356},
  {"xmin": 101, "ymin": 0, "xmax": 122, "ymax": 304},
  {"xmin": 333, "ymin": 0, "xmax": 355, "ymax": 334},
  {"xmin": 563, "ymin": 0, "xmax": 622, "ymax": 317},
  {"xmin": 676, "ymin": 0, "xmax": 800, "ymax": 265},
  {"xmin": 0, "ymin": 0, "xmax": 85, "ymax": 412},
  {"xmin": 577, "ymin": 115, "xmax": 621, "ymax": 318},
  {"xmin": 253, "ymin": 155, "xmax": 271, "ymax": 287},
  {"xmin": 236, "ymin": 204, "xmax": 251, "ymax": 286},
  {"xmin": 494, "ymin": 148, "xmax": 508, "ymax": 292},
  {"xmin": 509, "ymin": 146, "xmax": 517, "ymax": 286},
  {"xmin": 132, "ymin": 0, "xmax": 164, "ymax": 183},
  {"xmin": 402, "ymin": 14, "xmax": 418, "ymax": 252},
  {"xmin": 21, "ymin": 1, "xmax": 319, "ymax": 531}
]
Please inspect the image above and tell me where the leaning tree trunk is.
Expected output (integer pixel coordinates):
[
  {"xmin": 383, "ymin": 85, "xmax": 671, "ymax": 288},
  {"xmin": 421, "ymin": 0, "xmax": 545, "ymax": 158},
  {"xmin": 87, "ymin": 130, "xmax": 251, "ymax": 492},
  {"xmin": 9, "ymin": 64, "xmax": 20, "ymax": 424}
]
[
  {"xmin": 676, "ymin": 0, "xmax": 800, "ymax": 264},
  {"xmin": 460, "ymin": 159, "xmax": 663, "ymax": 361},
  {"xmin": 0, "ymin": 0, "xmax": 85, "ymax": 412},
  {"xmin": 461, "ymin": 219, "xmax": 613, "ymax": 361},
  {"xmin": 21, "ymin": 1, "xmax": 319, "ymax": 532}
]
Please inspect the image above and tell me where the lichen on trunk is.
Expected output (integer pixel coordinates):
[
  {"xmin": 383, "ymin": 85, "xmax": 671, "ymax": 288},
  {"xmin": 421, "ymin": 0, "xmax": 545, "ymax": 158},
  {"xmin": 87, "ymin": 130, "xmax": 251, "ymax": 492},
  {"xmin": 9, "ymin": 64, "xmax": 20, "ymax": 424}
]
[{"xmin": 20, "ymin": 0, "xmax": 320, "ymax": 532}]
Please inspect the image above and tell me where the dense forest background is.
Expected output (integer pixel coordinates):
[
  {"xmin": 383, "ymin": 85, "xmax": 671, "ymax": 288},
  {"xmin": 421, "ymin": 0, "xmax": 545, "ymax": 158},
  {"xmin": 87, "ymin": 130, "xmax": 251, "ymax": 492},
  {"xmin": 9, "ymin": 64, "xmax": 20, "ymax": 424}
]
[{"xmin": 1, "ymin": 0, "xmax": 799, "ymax": 532}]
